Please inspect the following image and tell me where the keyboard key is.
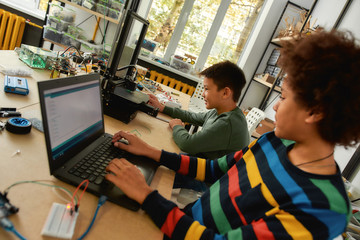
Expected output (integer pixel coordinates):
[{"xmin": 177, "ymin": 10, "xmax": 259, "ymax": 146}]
[{"xmin": 95, "ymin": 176, "xmax": 104, "ymax": 185}]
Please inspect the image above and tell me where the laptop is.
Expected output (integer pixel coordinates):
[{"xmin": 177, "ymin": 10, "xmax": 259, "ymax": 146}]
[{"xmin": 38, "ymin": 73, "xmax": 158, "ymax": 211}]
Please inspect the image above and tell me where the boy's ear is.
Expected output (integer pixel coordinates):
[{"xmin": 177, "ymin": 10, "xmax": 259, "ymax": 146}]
[{"xmin": 223, "ymin": 87, "xmax": 232, "ymax": 98}]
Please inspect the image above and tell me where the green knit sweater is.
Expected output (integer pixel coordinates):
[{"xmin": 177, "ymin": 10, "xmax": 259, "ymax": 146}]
[{"xmin": 162, "ymin": 106, "xmax": 249, "ymax": 159}]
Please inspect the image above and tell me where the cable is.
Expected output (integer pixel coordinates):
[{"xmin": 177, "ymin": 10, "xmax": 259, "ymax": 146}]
[
  {"xmin": 4, "ymin": 180, "xmax": 77, "ymax": 205},
  {"xmin": 70, "ymin": 180, "xmax": 89, "ymax": 212},
  {"xmin": 77, "ymin": 195, "xmax": 107, "ymax": 240},
  {"xmin": 59, "ymin": 45, "xmax": 88, "ymax": 74},
  {"xmin": 51, "ymin": 186, "xmax": 73, "ymax": 203},
  {"xmin": 60, "ymin": 45, "xmax": 82, "ymax": 57},
  {"xmin": 0, "ymin": 218, "xmax": 26, "ymax": 240}
]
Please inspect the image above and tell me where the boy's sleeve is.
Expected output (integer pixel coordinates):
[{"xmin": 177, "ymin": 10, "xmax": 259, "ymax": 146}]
[
  {"xmin": 163, "ymin": 106, "xmax": 208, "ymax": 125},
  {"xmin": 171, "ymin": 118, "xmax": 231, "ymax": 154}
]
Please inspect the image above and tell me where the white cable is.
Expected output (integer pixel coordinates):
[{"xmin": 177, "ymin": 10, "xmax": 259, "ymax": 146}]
[{"xmin": 52, "ymin": 186, "xmax": 73, "ymax": 203}]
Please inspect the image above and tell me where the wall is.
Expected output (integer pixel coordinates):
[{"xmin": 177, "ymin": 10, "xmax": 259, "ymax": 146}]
[{"xmin": 238, "ymin": 0, "xmax": 360, "ymax": 177}]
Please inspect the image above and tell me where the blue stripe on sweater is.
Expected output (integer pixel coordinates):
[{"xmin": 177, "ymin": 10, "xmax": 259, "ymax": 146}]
[
  {"xmin": 258, "ymin": 136, "xmax": 311, "ymax": 205},
  {"xmin": 192, "ymin": 199, "xmax": 204, "ymax": 225}
]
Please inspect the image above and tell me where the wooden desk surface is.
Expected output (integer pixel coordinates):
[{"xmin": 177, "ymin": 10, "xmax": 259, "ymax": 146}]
[{"xmin": 0, "ymin": 50, "xmax": 190, "ymax": 240}]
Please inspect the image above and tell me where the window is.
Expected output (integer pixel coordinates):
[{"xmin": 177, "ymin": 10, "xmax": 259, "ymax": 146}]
[
  {"xmin": 145, "ymin": 0, "xmax": 264, "ymax": 72},
  {"xmin": 39, "ymin": 0, "xmax": 50, "ymax": 11},
  {"xmin": 2, "ymin": 0, "xmax": 49, "ymax": 19}
]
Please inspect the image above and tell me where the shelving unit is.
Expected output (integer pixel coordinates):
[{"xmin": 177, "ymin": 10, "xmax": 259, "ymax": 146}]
[
  {"xmin": 253, "ymin": 77, "xmax": 281, "ymax": 92},
  {"xmin": 43, "ymin": 0, "xmax": 125, "ymax": 50},
  {"xmin": 239, "ymin": 1, "xmax": 318, "ymax": 110},
  {"xmin": 56, "ymin": 0, "xmax": 121, "ymax": 24}
]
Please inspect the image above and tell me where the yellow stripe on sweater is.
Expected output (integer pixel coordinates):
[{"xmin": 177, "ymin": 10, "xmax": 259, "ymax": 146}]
[
  {"xmin": 195, "ymin": 158, "xmax": 206, "ymax": 181},
  {"xmin": 184, "ymin": 221, "xmax": 206, "ymax": 240},
  {"xmin": 275, "ymin": 210, "xmax": 312, "ymax": 240},
  {"xmin": 243, "ymin": 150, "xmax": 278, "ymax": 207}
]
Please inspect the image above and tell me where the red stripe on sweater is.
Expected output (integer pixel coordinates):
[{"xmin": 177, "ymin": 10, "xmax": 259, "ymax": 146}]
[
  {"xmin": 178, "ymin": 155, "xmax": 190, "ymax": 175},
  {"xmin": 253, "ymin": 218, "xmax": 275, "ymax": 240},
  {"xmin": 234, "ymin": 150, "xmax": 243, "ymax": 162},
  {"xmin": 228, "ymin": 164, "xmax": 247, "ymax": 225},
  {"xmin": 161, "ymin": 207, "xmax": 185, "ymax": 238}
]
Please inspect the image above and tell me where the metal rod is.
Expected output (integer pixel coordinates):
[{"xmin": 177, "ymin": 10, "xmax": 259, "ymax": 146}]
[{"xmin": 333, "ymin": 0, "xmax": 353, "ymax": 29}]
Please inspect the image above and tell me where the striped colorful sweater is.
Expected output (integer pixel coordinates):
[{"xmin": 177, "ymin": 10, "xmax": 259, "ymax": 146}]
[{"xmin": 141, "ymin": 132, "xmax": 351, "ymax": 239}]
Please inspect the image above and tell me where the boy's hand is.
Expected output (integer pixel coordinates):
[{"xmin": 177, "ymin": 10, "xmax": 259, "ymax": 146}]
[
  {"xmin": 169, "ymin": 119, "xmax": 184, "ymax": 129},
  {"xmin": 147, "ymin": 94, "xmax": 165, "ymax": 112},
  {"xmin": 106, "ymin": 158, "xmax": 153, "ymax": 204}
]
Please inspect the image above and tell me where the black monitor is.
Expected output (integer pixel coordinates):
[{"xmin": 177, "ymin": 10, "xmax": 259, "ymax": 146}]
[{"xmin": 107, "ymin": 10, "xmax": 149, "ymax": 79}]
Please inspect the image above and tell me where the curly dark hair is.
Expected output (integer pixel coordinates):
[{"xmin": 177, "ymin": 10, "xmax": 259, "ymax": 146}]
[
  {"xmin": 278, "ymin": 29, "xmax": 360, "ymax": 147},
  {"xmin": 199, "ymin": 61, "xmax": 246, "ymax": 102}
]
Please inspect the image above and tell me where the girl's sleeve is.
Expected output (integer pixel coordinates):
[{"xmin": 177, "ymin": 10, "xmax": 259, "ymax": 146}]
[{"xmin": 160, "ymin": 149, "xmax": 247, "ymax": 183}]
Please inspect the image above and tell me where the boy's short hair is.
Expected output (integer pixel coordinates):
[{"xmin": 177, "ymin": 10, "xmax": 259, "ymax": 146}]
[
  {"xmin": 199, "ymin": 61, "xmax": 246, "ymax": 102},
  {"xmin": 278, "ymin": 30, "xmax": 360, "ymax": 146}
]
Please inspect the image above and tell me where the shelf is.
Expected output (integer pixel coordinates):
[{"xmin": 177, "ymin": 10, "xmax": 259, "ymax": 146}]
[
  {"xmin": 253, "ymin": 77, "xmax": 281, "ymax": 92},
  {"xmin": 271, "ymin": 36, "xmax": 295, "ymax": 46},
  {"xmin": 57, "ymin": 0, "xmax": 120, "ymax": 24},
  {"xmin": 43, "ymin": 38, "xmax": 68, "ymax": 49}
]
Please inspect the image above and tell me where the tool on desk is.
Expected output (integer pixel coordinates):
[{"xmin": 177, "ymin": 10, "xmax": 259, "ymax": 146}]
[
  {"xmin": 0, "ymin": 107, "xmax": 22, "ymax": 118},
  {"xmin": 0, "ymin": 111, "xmax": 21, "ymax": 117},
  {"xmin": 4, "ymin": 75, "xmax": 29, "ymax": 95},
  {"xmin": 156, "ymin": 116, "xmax": 170, "ymax": 123},
  {"xmin": 171, "ymin": 91, "xmax": 180, "ymax": 96},
  {"xmin": 0, "ymin": 107, "xmax": 16, "ymax": 112},
  {"xmin": 5, "ymin": 117, "xmax": 32, "ymax": 134}
]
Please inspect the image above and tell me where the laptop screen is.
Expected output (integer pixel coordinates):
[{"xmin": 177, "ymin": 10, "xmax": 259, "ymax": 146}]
[
  {"xmin": 43, "ymin": 80, "xmax": 103, "ymax": 160},
  {"xmin": 38, "ymin": 73, "xmax": 105, "ymax": 173}
]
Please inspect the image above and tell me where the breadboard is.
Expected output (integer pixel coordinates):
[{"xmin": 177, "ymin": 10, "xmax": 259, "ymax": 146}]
[{"xmin": 41, "ymin": 203, "xmax": 78, "ymax": 239}]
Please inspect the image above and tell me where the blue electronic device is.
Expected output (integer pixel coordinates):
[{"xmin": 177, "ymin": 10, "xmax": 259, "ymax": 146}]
[{"xmin": 4, "ymin": 75, "xmax": 29, "ymax": 95}]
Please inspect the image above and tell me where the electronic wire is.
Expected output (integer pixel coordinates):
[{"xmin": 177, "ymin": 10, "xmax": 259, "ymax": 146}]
[
  {"xmin": 59, "ymin": 45, "xmax": 88, "ymax": 73},
  {"xmin": 3, "ymin": 180, "xmax": 78, "ymax": 205},
  {"xmin": 70, "ymin": 179, "xmax": 89, "ymax": 211},
  {"xmin": 51, "ymin": 186, "xmax": 73, "ymax": 203},
  {"xmin": 77, "ymin": 195, "xmax": 107, "ymax": 240},
  {"xmin": 1, "ymin": 218, "xmax": 27, "ymax": 240},
  {"xmin": 4, "ymin": 224, "xmax": 27, "ymax": 240}
]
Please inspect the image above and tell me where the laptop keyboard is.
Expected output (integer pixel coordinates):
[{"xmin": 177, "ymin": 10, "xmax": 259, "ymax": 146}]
[{"xmin": 68, "ymin": 137, "xmax": 125, "ymax": 185}]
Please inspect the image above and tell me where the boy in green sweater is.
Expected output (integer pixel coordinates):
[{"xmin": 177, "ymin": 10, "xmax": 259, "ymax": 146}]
[{"xmin": 148, "ymin": 61, "xmax": 249, "ymax": 160}]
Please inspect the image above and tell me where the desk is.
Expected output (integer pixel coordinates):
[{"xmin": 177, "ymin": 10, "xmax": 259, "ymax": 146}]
[{"xmin": 0, "ymin": 50, "xmax": 190, "ymax": 240}]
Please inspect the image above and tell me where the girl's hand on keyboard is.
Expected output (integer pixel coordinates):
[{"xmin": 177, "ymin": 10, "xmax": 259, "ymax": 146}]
[
  {"xmin": 105, "ymin": 158, "xmax": 153, "ymax": 204},
  {"xmin": 112, "ymin": 131, "xmax": 161, "ymax": 162}
]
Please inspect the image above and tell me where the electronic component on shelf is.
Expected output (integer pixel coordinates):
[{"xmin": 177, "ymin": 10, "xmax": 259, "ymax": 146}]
[{"xmin": 4, "ymin": 75, "xmax": 29, "ymax": 95}]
